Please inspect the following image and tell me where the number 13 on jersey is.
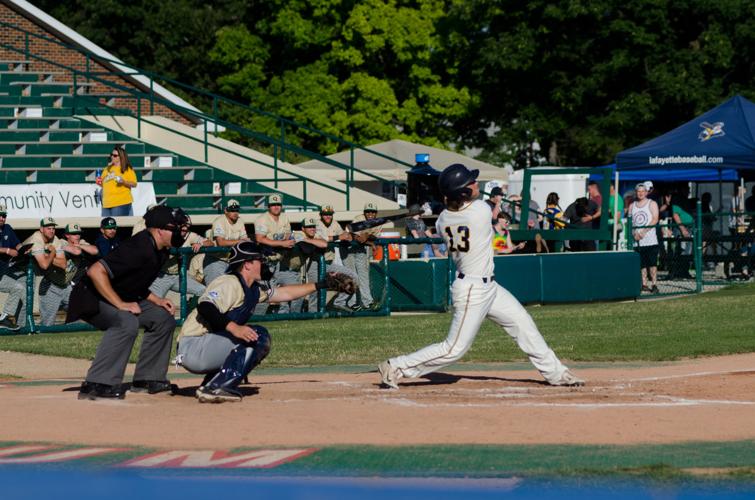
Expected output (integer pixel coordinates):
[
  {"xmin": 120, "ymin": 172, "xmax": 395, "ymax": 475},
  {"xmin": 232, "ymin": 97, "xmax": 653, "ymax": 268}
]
[{"xmin": 444, "ymin": 225, "xmax": 470, "ymax": 252}]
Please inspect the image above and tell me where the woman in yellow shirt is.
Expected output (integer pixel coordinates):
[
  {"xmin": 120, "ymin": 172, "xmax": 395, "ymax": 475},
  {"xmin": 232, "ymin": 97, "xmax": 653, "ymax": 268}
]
[{"xmin": 98, "ymin": 146, "xmax": 137, "ymax": 216}]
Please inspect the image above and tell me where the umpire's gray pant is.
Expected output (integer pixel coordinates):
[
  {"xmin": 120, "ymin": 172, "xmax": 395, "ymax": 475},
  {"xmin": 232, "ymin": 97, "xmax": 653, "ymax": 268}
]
[
  {"xmin": 342, "ymin": 245, "xmax": 373, "ymax": 307},
  {"xmin": 304, "ymin": 260, "xmax": 355, "ymax": 312},
  {"xmin": 38, "ymin": 279, "xmax": 73, "ymax": 326},
  {"xmin": 85, "ymin": 299, "xmax": 176, "ymax": 386},
  {"xmin": 203, "ymin": 257, "xmax": 228, "ymax": 287},
  {"xmin": 149, "ymin": 273, "xmax": 206, "ymax": 298},
  {"xmin": 0, "ymin": 268, "xmax": 26, "ymax": 326}
]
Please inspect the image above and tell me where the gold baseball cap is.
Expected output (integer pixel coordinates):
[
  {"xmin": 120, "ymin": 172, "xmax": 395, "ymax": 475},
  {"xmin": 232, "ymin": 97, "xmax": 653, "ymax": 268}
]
[
  {"xmin": 320, "ymin": 205, "xmax": 335, "ymax": 215},
  {"xmin": 364, "ymin": 202, "xmax": 378, "ymax": 212},
  {"xmin": 302, "ymin": 216, "xmax": 317, "ymax": 227},
  {"xmin": 40, "ymin": 217, "xmax": 57, "ymax": 227},
  {"xmin": 225, "ymin": 199, "xmax": 241, "ymax": 212},
  {"xmin": 268, "ymin": 193, "xmax": 283, "ymax": 205}
]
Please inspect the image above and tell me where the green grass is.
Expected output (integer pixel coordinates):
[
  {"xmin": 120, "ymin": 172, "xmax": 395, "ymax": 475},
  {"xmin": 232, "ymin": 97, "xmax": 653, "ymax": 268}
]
[{"xmin": 0, "ymin": 283, "xmax": 754, "ymax": 366}]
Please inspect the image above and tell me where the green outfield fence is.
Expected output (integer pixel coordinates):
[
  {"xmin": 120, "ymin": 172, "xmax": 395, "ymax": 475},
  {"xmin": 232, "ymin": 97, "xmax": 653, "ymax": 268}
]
[{"xmin": 0, "ymin": 238, "xmax": 447, "ymax": 335}]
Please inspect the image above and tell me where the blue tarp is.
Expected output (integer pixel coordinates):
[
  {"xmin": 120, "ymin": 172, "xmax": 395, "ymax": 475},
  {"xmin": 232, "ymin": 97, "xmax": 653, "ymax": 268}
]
[{"xmin": 615, "ymin": 94, "xmax": 755, "ymax": 171}]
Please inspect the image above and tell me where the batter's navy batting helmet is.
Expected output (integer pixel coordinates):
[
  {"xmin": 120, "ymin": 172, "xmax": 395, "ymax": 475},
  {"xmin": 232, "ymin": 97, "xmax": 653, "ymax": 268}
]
[{"xmin": 438, "ymin": 163, "xmax": 479, "ymax": 201}]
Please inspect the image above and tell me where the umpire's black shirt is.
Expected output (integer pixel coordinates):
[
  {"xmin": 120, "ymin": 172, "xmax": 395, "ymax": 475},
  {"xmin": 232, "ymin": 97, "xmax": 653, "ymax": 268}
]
[{"xmin": 66, "ymin": 230, "xmax": 169, "ymax": 322}]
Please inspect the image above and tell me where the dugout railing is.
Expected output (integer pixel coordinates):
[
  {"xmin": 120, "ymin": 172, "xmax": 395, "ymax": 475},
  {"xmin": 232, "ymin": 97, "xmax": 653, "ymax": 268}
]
[{"xmin": 0, "ymin": 237, "xmax": 448, "ymax": 335}]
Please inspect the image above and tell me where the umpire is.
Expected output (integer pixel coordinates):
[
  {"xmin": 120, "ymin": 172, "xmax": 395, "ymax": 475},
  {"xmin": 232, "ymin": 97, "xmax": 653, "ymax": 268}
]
[{"xmin": 67, "ymin": 205, "xmax": 190, "ymax": 400}]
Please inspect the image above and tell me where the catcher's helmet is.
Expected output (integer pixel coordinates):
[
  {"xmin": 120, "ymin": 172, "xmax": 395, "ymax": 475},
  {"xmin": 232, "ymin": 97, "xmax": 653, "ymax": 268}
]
[
  {"xmin": 226, "ymin": 241, "xmax": 266, "ymax": 270},
  {"xmin": 438, "ymin": 163, "xmax": 479, "ymax": 201}
]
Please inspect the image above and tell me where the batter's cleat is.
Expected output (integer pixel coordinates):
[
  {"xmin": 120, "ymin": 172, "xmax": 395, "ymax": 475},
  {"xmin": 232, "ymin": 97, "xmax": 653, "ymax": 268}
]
[
  {"xmin": 378, "ymin": 360, "xmax": 401, "ymax": 389},
  {"xmin": 130, "ymin": 379, "xmax": 177, "ymax": 394},
  {"xmin": 549, "ymin": 370, "xmax": 585, "ymax": 387},
  {"xmin": 196, "ymin": 385, "xmax": 243, "ymax": 403},
  {"xmin": 78, "ymin": 381, "xmax": 126, "ymax": 400}
]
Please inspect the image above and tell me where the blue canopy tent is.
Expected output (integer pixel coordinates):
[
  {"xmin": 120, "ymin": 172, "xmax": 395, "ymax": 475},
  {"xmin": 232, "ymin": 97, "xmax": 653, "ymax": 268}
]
[
  {"xmin": 591, "ymin": 164, "xmax": 738, "ymax": 182},
  {"xmin": 615, "ymin": 94, "xmax": 755, "ymax": 176}
]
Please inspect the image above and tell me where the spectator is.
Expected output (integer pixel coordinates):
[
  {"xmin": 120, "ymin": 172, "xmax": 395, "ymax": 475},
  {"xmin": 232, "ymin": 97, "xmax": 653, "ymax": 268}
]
[
  {"xmin": 0, "ymin": 204, "xmax": 23, "ymax": 330},
  {"xmin": 543, "ymin": 192, "xmax": 565, "ymax": 230},
  {"xmin": 69, "ymin": 206, "xmax": 188, "ymax": 400},
  {"xmin": 628, "ymin": 183, "xmax": 660, "ymax": 293},
  {"xmin": 205, "ymin": 199, "xmax": 250, "ymax": 286},
  {"xmin": 485, "ymin": 186, "xmax": 504, "ymax": 224},
  {"xmin": 313, "ymin": 206, "xmax": 353, "ymax": 312},
  {"xmin": 607, "ymin": 183, "xmax": 625, "ymax": 249},
  {"xmin": 98, "ymin": 146, "xmax": 137, "ymax": 216},
  {"xmin": 493, "ymin": 212, "xmax": 525, "ymax": 254},
  {"xmin": 95, "ymin": 217, "xmax": 121, "ymax": 257},
  {"xmin": 406, "ymin": 204, "xmax": 446, "ymax": 258},
  {"xmin": 563, "ymin": 197, "xmax": 599, "ymax": 251},
  {"xmin": 700, "ymin": 192, "xmax": 718, "ymax": 267},
  {"xmin": 669, "ymin": 194, "xmax": 694, "ymax": 279},
  {"xmin": 39, "ymin": 224, "xmax": 99, "ymax": 326},
  {"xmin": 149, "ymin": 216, "xmax": 211, "ymax": 300},
  {"xmin": 587, "ymin": 181, "xmax": 603, "ymax": 228},
  {"xmin": 507, "ymin": 192, "xmax": 543, "ymax": 230},
  {"xmin": 254, "ymin": 194, "xmax": 295, "ymax": 314},
  {"xmin": 342, "ymin": 202, "xmax": 384, "ymax": 311}
]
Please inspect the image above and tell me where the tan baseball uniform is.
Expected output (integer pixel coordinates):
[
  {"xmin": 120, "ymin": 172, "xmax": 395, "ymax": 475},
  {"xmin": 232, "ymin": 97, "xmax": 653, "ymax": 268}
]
[
  {"xmin": 211, "ymin": 215, "xmax": 248, "ymax": 262},
  {"xmin": 179, "ymin": 274, "xmax": 271, "ymax": 339}
]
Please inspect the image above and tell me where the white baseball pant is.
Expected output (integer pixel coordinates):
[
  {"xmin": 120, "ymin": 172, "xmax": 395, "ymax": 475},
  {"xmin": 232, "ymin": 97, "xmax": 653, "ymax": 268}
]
[{"xmin": 389, "ymin": 276, "xmax": 569, "ymax": 383}]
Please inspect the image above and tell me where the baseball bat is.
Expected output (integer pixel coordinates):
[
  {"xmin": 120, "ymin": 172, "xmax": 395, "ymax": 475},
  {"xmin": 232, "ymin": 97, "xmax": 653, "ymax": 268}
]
[{"xmin": 346, "ymin": 211, "xmax": 409, "ymax": 233}]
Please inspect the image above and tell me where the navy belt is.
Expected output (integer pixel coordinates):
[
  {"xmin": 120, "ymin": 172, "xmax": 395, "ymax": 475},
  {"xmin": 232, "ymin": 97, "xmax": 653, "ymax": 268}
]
[{"xmin": 457, "ymin": 273, "xmax": 495, "ymax": 283}]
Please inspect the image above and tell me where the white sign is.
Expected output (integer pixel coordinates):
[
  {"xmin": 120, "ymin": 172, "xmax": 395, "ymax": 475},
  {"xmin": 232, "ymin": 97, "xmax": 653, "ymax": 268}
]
[{"xmin": 0, "ymin": 183, "xmax": 157, "ymax": 218}]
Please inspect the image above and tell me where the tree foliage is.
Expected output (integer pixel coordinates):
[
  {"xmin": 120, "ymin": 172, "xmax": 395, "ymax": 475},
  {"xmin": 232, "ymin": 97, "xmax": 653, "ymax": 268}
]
[{"xmin": 28, "ymin": 0, "xmax": 755, "ymax": 167}]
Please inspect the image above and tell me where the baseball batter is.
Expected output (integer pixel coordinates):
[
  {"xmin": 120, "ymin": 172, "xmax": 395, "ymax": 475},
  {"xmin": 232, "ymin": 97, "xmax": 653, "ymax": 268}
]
[{"xmin": 378, "ymin": 164, "xmax": 584, "ymax": 389}]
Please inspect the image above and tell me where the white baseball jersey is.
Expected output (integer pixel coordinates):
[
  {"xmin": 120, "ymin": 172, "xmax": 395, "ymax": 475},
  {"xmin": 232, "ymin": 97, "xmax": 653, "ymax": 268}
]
[{"xmin": 435, "ymin": 199, "xmax": 495, "ymax": 277}]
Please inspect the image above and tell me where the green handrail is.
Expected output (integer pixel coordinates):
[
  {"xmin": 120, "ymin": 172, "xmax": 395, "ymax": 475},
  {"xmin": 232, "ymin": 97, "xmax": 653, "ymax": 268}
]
[
  {"xmin": 1, "ymin": 42, "xmax": 389, "ymax": 210},
  {"xmin": 0, "ymin": 20, "xmax": 412, "ymax": 196}
]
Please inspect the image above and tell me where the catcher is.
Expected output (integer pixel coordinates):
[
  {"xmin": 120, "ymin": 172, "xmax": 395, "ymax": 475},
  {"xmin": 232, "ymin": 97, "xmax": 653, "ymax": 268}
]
[{"xmin": 176, "ymin": 240, "xmax": 356, "ymax": 403}]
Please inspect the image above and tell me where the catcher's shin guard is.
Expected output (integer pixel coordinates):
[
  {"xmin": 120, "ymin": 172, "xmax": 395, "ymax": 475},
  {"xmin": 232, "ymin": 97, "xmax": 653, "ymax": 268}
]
[{"xmin": 205, "ymin": 327, "xmax": 271, "ymax": 394}]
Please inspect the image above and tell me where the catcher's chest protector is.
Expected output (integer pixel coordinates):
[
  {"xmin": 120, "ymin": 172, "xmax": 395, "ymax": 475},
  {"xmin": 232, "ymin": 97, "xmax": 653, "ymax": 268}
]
[{"xmin": 228, "ymin": 274, "xmax": 261, "ymax": 324}]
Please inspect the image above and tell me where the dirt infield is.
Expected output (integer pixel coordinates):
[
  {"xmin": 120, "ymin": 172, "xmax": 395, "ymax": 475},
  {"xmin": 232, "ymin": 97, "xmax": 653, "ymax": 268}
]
[{"xmin": 0, "ymin": 352, "xmax": 753, "ymax": 450}]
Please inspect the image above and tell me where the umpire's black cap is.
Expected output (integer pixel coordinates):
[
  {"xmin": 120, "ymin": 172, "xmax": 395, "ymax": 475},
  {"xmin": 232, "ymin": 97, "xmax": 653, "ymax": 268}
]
[
  {"xmin": 226, "ymin": 241, "xmax": 266, "ymax": 271},
  {"xmin": 145, "ymin": 205, "xmax": 189, "ymax": 229}
]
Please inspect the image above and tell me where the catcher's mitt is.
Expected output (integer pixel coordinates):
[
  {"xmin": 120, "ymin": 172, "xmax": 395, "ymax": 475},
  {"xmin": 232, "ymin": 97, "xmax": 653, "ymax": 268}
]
[{"xmin": 323, "ymin": 272, "xmax": 358, "ymax": 294}]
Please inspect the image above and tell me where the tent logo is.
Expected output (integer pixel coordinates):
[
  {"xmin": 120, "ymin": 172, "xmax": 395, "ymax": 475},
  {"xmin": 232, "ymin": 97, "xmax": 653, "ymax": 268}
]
[{"xmin": 698, "ymin": 121, "xmax": 725, "ymax": 142}]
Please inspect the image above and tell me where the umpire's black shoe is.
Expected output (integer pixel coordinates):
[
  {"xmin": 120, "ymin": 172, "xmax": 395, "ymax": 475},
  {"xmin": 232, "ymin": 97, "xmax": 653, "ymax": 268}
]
[
  {"xmin": 130, "ymin": 380, "xmax": 177, "ymax": 394},
  {"xmin": 77, "ymin": 381, "xmax": 126, "ymax": 400}
]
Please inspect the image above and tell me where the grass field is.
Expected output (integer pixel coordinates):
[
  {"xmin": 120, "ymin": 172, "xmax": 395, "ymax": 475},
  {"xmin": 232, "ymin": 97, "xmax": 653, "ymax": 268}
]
[{"xmin": 0, "ymin": 283, "xmax": 753, "ymax": 366}]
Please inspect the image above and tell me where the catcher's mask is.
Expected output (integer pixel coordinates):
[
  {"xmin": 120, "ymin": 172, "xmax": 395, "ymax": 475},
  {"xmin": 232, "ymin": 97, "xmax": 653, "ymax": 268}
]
[{"xmin": 145, "ymin": 206, "xmax": 190, "ymax": 247}]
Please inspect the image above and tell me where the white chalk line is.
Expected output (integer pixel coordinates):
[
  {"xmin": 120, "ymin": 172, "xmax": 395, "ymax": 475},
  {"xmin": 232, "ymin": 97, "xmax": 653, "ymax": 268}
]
[{"xmin": 618, "ymin": 368, "xmax": 755, "ymax": 382}]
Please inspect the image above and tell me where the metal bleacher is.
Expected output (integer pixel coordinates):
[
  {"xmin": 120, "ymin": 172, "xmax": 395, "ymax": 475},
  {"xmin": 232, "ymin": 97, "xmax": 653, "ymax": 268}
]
[{"xmin": 0, "ymin": 60, "xmax": 304, "ymax": 215}]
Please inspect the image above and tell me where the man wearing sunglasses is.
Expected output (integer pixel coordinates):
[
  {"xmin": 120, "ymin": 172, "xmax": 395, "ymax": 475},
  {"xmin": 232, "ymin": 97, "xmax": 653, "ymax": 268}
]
[{"xmin": 68, "ymin": 205, "xmax": 190, "ymax": 400}]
